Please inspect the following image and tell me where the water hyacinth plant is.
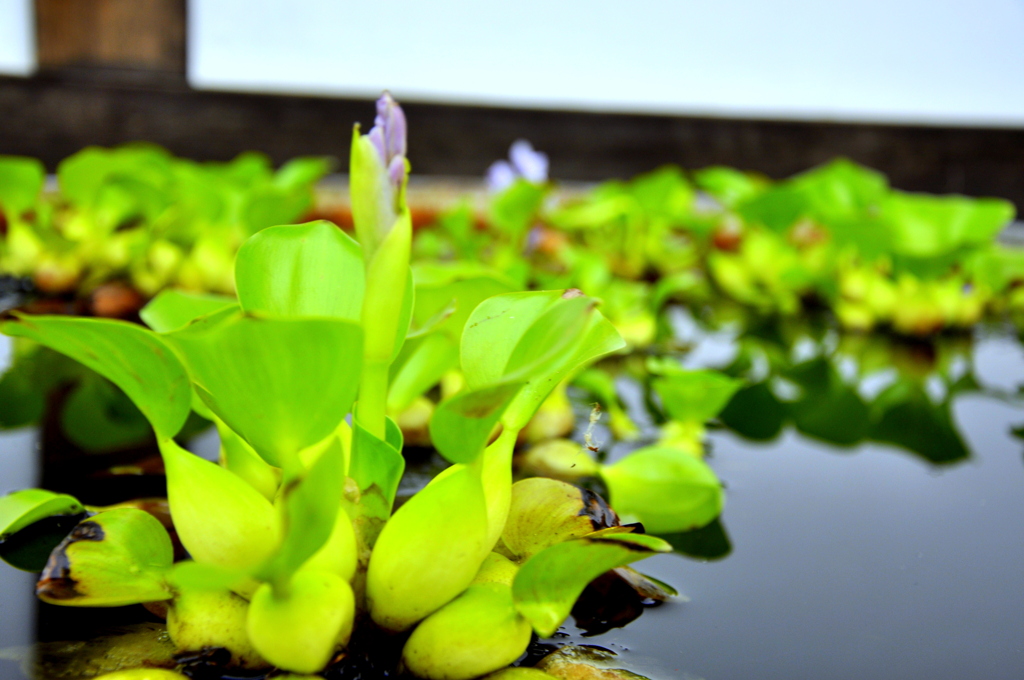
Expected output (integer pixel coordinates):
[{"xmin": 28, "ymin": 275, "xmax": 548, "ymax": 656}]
[{"xmin": 0, "ymin": 94, "xmax": 678, "ymax": 679}]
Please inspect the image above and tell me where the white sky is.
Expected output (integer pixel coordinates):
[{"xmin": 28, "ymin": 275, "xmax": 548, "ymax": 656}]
[{"xmin": 188, "ymin": 0, "xmax": 1024, "ymax": 127}]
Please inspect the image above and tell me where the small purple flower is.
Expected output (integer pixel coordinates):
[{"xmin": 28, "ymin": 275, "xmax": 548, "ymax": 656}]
[
  {"xmin": 486, "ymin": 139, "xmax": 549, "ymax": 192},
  {"xmin": 367, "ymin": 92, "xmax": 407, "ymax": 190}
]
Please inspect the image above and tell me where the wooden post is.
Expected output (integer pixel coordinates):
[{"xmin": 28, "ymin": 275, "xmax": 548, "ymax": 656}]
[{"xmin": 35, "ymin": 0, "xmax": 186, "ymax": 75}]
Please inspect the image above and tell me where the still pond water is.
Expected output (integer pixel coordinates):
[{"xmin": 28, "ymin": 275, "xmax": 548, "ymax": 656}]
[{"xmin": 1, "ymin": 309, "xmax": 1023, "ymax": 680}]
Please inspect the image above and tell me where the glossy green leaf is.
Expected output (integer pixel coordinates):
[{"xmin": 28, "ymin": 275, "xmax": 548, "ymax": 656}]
[
  {"xmin": 217, "ymin": 418, "xmax": 281, "ymax": 501},
  {"xmin": 489, "ymin": 179, "xmax": 546, "ymax": 235},
  {"xmin": 274, "ymin": 156, "xmax": 333, "ymax": 190},
  {"xmin": 348, "ymin": 418, "xmax": 405, "ymax": 518},
  {"xmin": 461, "ymin": 291, "xmax": 625, "ymax": 431},
  {"xmin": 411, "ymin": 262, "xmax": 518, "ymax": 340},
  {"xmin": 1, "ymin": 315, "xmax": 192, "ymax": 439},
  {"xmin": 387, "ymin": 332, "xmax": 459, "ymax": 413},
  {"xmin": 258, "ymin": 436, "xmax": 346, "ymax": 582},
  {"xmin": 36, "ymin": 508, "xmax": 174, "ymax": 607},
  {"xmin": 600, "ymin": 446, "xmax": 724, "ymax": 533},
  {"xmin": 165, "ymin": 312, "xmax": 362, "ymax": 467},
  {"xmin": 630, "ymin": 165, "xmax": 694, "ymax": 220},
  {"xmin": 512, "ymin": 533, "xmax": 671, "ymax": 637},
  {"xmin": 694, "ymin": 166, "xmax": 767, "ymax": 208},
  {"xmin": 882, "ymin": 192, "xmax": 1015, "ymax": 258},
  {"xmin": 140, "ymin": 290, "xmax": 237, "ymax": 333},
  {"xmin": 235, "ymin": 221, "xmax": 365, "ymax": 321},
  {"xmin": 165, "ymin": 560, "xmax": 250, "ymax": 593},
  {"xmin": 500, "ymin": 478, "xmax": 614, "ymax": 562},
  {"xmin": 241, "ymin": 186, "xmax": 310, "ymax": 235},
  {"xmin": 0, "ymin": 155, "xmax": 45, "ymax": 217},
  {"xmin": 0, "ymin": 489, "xmax": 85, "ymax": 541},
  {"xmin": 430, "ymin": 381, "xmax": 524, "ymax": 464}
]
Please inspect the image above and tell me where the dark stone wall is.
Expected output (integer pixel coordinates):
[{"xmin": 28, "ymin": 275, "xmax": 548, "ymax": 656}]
[{"xmin": 2, "ymin": 71, "xmax": 1023, "ymax": 209}]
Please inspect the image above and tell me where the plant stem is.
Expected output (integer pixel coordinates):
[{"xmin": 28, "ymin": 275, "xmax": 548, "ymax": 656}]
[{"xmin": 356, "ymin": 360, "xmax": 389, "ymax": 440}]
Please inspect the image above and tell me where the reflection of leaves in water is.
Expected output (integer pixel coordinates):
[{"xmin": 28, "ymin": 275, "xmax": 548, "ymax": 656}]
[
  {"xmin": 719, "ymin": 383, "xmax": 786, "ymax": 440},
  {"xmin": 784, "ymin": 358, "xmax": 871, "ymax": 446},
  {"xmin": 658, "ymin": 518, "xmax": 732, "ymax": 561},
  {"xmin": 0, "ymin": 512, "xmax": 87, "ymax": 572},
  {"xmin": 870, "ymin": 380, "xmax": 969, "ymax": 465},
  {"xmin": 61, "ymin": 373, "xmax": 153, "ymax": 452}
]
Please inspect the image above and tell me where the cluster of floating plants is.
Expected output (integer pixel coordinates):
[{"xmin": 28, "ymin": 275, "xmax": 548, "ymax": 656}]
[
  {"xmin": 0, "ymin": 95, "xmax": 734, "ymax": 680},
  {"xmin": 0, "ymin": 144, "xmax": 328, "ymax": 302},
  {"xmin": 416, "ymin": 150, "xmax": 1023, "ymax": 341},
  {"xmin": 2, "ymin": 90, "xmax": 1022, "ymax": 679}
]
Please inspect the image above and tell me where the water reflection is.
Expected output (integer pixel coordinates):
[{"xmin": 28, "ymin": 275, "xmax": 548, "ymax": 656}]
[{"xmin": 673, "ymin": 306, "xmax": 1015, "ymax": 465}]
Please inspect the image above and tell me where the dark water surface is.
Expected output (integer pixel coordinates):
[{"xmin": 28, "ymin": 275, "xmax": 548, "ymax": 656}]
[{"xmin": 2, "ymin": 321, "xmax": 1024, "ymax": 679}]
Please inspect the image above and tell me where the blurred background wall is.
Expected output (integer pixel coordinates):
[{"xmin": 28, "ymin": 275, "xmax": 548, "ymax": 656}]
[
  {"xmin": 1, "ymin": 0, "xmax": 1023, "ymax": 206},
  {"xmin": 189, "ymin": 0, "xmax": 1024, "ymax": 127}
]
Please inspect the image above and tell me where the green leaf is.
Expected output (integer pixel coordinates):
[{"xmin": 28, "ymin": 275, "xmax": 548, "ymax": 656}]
[
  {"xmin": 165, "ymin": 312, "xmax": 362, "ymax": 467},
  {"xmin": 274, "ymin": 156, "xmax": 333, "ymax": 190},
  {"xmin": 649, "ymin": 364, "xmax": 743, "ymax": 424},
  {"xmin": 36, "ymin": 508, "xmax": 174, "ymax": 607},
  {"xmin": 600, "ymin": 446, "xmax": 724, "ymax": 533},
  {"xmin": 411, "ymin": 263, "xmax": 518, "ymax": 341},
  {"xmin": 348, "ymin": 418, "xmax": 405, "ymax": 514},
  {"xmin": 694, "ymin": 166, "xmax": 767, "ymax": 208},
  {"xmin": 216, "ymin": 418, "xmax": 281, "ymax": 501},
  {"xmin": 882, "ymin": 192, "xmax": 1015, "ymax": 259},
  {"xmin": 235, "ymin": 221, "xmax": 365, "ymax": 321},
  {"xmin": 630, "ymin": 165, "xmax": 694, "ymax": 221},
  {"xmin": 140, "ymin": 290, "xmax": 237, "ymax": 333},
  {"xmin": 500, "ymin": 478, "xmax": 614, "ymax": 562},
  {"xmin": 0, "ymin": 489, "xmax": 85, "ymax": 541},
  {"xmin": 0, "ymin": 155, "xmax": 45, "ymax": 217},
  {"xmin": 241, "ymin": 186, "xmax": 310, "ymax": 235},
  {"xmin": 165, "ymin": 560, "xmax": 250, "ymax": 592},
  {"xmin": 430, "ymin": 381, "xmax": 524, "ymax": 464},
  {"xmin": 258, "ymin": 436, "xmax": 346, "ymax": 582},
  {"xmin": 1, "ymin": 315, "xmax": 192, "ymax": 439},
  {"xmin": 489, "ymin": 179, "xmax": 547, "ymax": 235},
  {"xmin": 461, "ymin": 291, "xmax": 625, "ymax": 431},
  {"xmin": 512, "ymin": 533, "xmax": 671, "ymax": 637},
  {"xmin": 387, "ymin": 333, "xmax": 460, "ymax": 413}
]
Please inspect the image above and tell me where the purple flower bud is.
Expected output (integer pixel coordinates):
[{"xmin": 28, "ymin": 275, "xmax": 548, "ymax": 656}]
[
  {"xmin": 509, "ymin": 140, "xmax": 548, "ymax": 184},
  {"xmin": 368, "ymin": 92, "xmax": 407, "ymax": 190},
  {"xmin": 486, "ymin": 160, "xmax": 517, "ymax": 193},
  {"xmin": 485, "ymin": 139, "xmax": 549, "ymax": 192}
]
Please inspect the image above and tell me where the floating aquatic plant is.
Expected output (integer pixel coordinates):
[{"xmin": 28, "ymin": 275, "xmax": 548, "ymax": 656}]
[{"xmin": 0, "ymin": 95, "xmax": 680, "ymax": 679}]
